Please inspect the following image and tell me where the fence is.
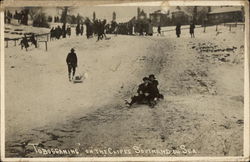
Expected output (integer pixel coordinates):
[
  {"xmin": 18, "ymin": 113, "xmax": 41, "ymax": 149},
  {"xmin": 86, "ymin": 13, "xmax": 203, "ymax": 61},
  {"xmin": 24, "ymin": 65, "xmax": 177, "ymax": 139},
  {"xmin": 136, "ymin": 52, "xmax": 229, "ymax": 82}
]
[
  {"xmin": 157, "ymin": 22, "xmax": 245, "ymax": 35},
  {"xmin": 5, "ymin": 32, "xmax": 50, "ymax": 51}
]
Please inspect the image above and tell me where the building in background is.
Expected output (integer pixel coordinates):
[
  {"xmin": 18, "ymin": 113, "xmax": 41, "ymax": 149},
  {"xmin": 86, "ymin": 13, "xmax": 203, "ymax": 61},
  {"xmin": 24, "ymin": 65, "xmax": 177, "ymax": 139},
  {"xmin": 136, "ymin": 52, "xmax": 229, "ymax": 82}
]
[
  {"xmin": 207, "ymin": 6, "xmax": 244, "ymax": 25},
  {"xmin": 149, "ymin": 6, "xmax": 191, "ymax": 26},
  {"xmin": 171, "ymin": 7, "xmax": 190, "ymax": 25},
  {"xmin": 149, "ymin": 10, "xmax": 171, "ymax": 27},
  {"xmin": 137, "ymin": 7, "xmax": 147, "ymax": 21}
]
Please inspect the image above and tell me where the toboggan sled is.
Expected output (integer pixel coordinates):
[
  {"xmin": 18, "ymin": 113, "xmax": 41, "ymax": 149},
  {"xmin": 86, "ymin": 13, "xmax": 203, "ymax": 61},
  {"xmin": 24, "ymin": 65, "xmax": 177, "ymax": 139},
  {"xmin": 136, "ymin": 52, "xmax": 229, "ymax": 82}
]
[{"xmin": 73, "ymin": 72, "xmax": 88, "ymax": 83}]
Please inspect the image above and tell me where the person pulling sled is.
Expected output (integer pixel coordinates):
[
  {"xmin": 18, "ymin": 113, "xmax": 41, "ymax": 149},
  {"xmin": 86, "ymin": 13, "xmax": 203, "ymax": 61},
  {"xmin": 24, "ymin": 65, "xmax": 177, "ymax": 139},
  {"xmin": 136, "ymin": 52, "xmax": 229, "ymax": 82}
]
[{"xmin": 66, "ymin": 48, "xmax": 78, "ymax": 81}]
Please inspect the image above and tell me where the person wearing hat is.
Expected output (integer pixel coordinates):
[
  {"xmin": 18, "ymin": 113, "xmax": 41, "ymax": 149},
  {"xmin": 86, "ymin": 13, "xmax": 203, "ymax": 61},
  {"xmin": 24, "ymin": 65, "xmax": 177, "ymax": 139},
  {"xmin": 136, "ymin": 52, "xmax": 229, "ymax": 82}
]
[
  {"xmin": 148, "ymin": 74, "xmax": 164, "ymax": 100},
  {"xmin": 126, "ymin": 77, "xmax": 152, "ymax": 107},
  {"xmin": 66, "ymin": 48, "xmax": 78, "ymax": 81}
]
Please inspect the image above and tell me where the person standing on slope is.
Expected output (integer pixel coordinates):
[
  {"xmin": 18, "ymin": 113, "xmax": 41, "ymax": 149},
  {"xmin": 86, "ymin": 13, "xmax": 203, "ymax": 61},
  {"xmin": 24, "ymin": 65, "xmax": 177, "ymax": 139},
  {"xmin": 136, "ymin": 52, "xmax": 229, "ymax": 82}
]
[
  {"xmin": 66, "ymin": 48, "xmax": 78, "ymax": 81},
  {"xmin": 176, "ymin": 23, "xmax": 181, "ymax": 38},
  {"xmin": 190, "ymin": 22, "xmax": 195, "ymax": 38}
]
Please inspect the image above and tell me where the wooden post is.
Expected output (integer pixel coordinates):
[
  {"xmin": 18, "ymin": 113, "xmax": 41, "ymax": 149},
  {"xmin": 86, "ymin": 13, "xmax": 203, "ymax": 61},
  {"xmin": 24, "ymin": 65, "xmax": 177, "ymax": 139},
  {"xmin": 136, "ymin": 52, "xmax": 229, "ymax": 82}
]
[
  {"xmin": 216, "ymin": 24, "xmax": 218, "ymax": 31},
  {"xmin": 45, "ymin": 41, "xmax": 47, "ymax": 51},
  {"xmin": 229, "ymin": 24, "xmax": 231, "ymax": 31},
  {"xmin": 203, "ymin": 25, "xmax": 206, "ymax": 33},
  {"xmin": 14, "ymin": 40, "xmax": 16, "ymax": 46}
]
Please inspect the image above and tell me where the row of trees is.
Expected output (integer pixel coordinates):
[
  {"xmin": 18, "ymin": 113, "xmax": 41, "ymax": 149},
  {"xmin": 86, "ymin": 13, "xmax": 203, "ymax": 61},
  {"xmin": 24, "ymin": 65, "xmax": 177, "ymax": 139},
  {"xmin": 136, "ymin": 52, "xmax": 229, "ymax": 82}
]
[
  {"xmin": 5, "ymin": 7, "xmax": 85, "ymax": 28},
  {"xmin": 152, "ymin": 6, "xmax": 212, "ymax": 26}
]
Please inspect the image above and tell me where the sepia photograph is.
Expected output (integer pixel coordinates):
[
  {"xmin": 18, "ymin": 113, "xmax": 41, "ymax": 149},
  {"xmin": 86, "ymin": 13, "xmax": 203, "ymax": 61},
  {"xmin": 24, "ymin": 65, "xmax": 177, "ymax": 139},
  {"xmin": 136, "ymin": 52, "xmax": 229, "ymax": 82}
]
[{"xmin": 1, "ymin": 0, "xmax": 249, "ymax": 161}]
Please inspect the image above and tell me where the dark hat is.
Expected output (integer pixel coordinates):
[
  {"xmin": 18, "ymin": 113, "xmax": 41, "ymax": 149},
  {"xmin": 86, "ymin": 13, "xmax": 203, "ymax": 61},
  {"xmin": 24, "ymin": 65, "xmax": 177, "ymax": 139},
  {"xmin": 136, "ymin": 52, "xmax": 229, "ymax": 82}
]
[
  {"xmin": 149, "ymin": 74, "xmax": 156, "ymax": 79},
  {"xmin": 143, "ymin": 77, "xmax": 149, "ymax": 81},
  {"xmin": 71, "ymin": 48, "xmax": 75, "ymax": 52}
]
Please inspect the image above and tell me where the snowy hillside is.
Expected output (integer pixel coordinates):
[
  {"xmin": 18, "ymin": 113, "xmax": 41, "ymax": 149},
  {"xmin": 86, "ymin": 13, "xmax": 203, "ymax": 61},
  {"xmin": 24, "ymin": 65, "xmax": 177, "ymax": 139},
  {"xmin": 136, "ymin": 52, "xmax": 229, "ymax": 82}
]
[{"xmin": 5, "ymin": 23, "xmax": 245, "ymax": 157}]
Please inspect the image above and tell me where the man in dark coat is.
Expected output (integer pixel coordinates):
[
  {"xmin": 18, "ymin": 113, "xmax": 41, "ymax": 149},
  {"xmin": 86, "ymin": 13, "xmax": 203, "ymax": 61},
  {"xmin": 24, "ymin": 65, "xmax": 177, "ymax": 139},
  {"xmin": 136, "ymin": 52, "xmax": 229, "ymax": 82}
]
[
  {"xmin": 80, "ymin": 24, "xmax": 84, "ymax": 36},
  {"xmin": 62, "ymin": 23, "xmax": 66, "ymax": 38},
  {"xmin": 176, "ymin": 23, "xmax": 181, "ymax": 38},
  {"xmin": 76, "ymin": 23, "xmax": 80, "ymax": 36},
  {"xmin": 157, "ymin": 25, "xmax": 161, "ymax": 36},
  {"xmin": 190, "ymin": 22, "xmax": 195, "ymax": 38},
  {"xmin": 56, "ymin": 25, "xmax": 62, "ymax": 39},
  {"xmin": 126, "ymin": 77, "xmax": 154, "ymax": 107},
  {"xmin": 148, "ymin": 74, "xmax": 164, "ymax": 100},
  {"xmin": 66, "ymin": 26, "xmax": 71, "ymax": 37},
  {"xmin": 66, "ymin": 48, "xmax": 78, "ymax": 81},
  {"xmin": 20, "ymin": 35, "xmax": 29, "ymax": 51},
  {"xmin": 97, "ymin": 20, "xmax": 103, "ymax": 41}
]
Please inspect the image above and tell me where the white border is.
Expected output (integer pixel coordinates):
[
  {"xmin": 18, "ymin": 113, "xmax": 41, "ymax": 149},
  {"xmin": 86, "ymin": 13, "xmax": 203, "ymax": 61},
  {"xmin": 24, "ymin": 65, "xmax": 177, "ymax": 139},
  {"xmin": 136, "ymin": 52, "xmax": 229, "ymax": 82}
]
[
  {"xmin": 99, "ymin": 0, "xmax": 245, "ymax": 6},
  {"xmin": 1, "ymin": 156, "xmax": 249, "ymax": 161},
  {"xmin": 243, "ymin": 0, "xmax": 250, "ymax": 159},
  {"xmin": 1, "ymin": 10, "xmax": 6, "ymax": 161}
]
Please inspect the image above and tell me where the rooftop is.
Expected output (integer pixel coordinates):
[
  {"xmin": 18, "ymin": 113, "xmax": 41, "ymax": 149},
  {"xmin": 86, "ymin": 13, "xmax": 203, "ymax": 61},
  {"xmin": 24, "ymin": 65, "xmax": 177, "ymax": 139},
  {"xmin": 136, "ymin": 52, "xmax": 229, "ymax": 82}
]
[{"xmin": 209, "ymin": 6, "xmax": 242, "ymax": 14}]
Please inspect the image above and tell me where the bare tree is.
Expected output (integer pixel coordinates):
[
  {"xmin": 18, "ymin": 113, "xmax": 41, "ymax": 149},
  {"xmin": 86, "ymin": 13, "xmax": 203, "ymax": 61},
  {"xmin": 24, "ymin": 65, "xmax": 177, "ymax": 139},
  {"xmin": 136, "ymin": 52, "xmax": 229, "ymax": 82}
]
[
  {"xmin": 57, "ymin": 6, "xmax": 76, "ymax": 25},
  {"xmin": 181, "ymin": 6, "xmax": 210, "ymax": 24},
  {"xmin": 28, "ymin": 7, "xmax": 42, "ymax": 20},
  {"xmin": 93, "ymin": 11, "xmax": 96, "ymax": 21}
]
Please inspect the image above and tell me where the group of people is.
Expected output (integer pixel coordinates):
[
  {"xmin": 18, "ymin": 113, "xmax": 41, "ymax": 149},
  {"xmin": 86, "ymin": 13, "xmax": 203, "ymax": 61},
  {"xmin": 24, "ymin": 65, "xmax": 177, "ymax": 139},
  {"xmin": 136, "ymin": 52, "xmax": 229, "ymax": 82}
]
[
  {"xmin": 75, "ymin": 24, "xmax": 84, "ymax": 36},
  {"xmin": 5, "ymin": 9, "xmax": 29, "ymax": 25},
  {"xmin": 19, "ymin": 33, "xmax": 37, "ymax": 51},
  {"xmin": 126, "ymin": 75, "xmax": 164, "ymax": 108},
  {"xmin": 113, "ymin": 20, "xmax": 154, "ymax": 36},
  {"xmin": 50, "ymin": 25, "xmax": 72, "ymax": 40},
  {"xmin": 175, "ymin": 22, "xmax": 195, "ymax": 38},
  {"xmin": 85, "ymin": 19, "xmax": 108, "ymax": 41}
]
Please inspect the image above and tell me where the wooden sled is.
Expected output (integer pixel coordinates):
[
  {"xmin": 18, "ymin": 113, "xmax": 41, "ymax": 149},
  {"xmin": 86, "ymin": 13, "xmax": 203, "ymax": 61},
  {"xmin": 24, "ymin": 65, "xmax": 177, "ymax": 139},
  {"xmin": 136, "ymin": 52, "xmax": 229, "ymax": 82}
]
[
  {"xmin": 72, "ymin": 72, "xmax": 88, "ymax": 83},
  {"xmin": 73, "ymin": 75, "xmax": 83, "ymax": 83}
]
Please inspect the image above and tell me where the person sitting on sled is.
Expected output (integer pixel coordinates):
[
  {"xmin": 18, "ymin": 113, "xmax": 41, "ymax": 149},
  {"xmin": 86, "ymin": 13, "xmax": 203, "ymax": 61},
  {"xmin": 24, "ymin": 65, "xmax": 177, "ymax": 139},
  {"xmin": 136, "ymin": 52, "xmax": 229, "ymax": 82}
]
[
  {"xmin": 126, "ymin": 77, "xmax": 156, "ymax": 108},
  {"xmin": 148, "ymin": 74, "xmax": 164, "ymax": 100}
]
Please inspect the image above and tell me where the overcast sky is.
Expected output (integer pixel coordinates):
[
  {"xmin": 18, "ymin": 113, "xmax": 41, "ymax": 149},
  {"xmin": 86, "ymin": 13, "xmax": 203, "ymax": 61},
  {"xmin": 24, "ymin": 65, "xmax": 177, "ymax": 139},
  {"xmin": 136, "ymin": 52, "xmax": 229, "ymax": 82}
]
[{"xmin": 42, "ymin": 6, "xmax": 162, "ymax": 22}]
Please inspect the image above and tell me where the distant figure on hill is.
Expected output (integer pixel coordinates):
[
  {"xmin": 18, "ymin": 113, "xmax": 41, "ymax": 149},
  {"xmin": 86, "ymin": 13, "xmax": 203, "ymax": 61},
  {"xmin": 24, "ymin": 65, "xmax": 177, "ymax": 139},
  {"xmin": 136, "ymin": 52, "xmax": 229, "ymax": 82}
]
[
  {"xmin": 20, "ymin": 35, "xmax": 29, "ymax": 51},
  {"xmin": 86, "ymin": 21, "xmax": 93, "ymax": 39},
  {"xmin": 97, "ymin": 20, "xmax": 103, "ymax": 41},
  {"xmin": 66, "ymin": 48, "xmax": 78, "ymax": 81},
  {"xmin": 55, "ymin": 25, "xmax": 62, "ymax": 39},
  {"xmin": 147, "ymin": 20, "xmax": 153, "ymax": 36},
  {"xmin": 190, "ymin": 22, "xmax": 195, "ymax": 38},
  {"xmin": 50, "ymin": 27, "xmax": 55, "ymax": 40},
  {"xmin": 139, "ymin": 23, "xmax": 144, "ymax": 36},
  {"xmin": 30, "ymin": 33, "xmax": 37, "ymax": 48},
  {"xmin": 80, "ymin": 24, "xmax": 84, "ymax": 36},
  {"xmin": 157, "ymin": 25, "xmax": 161, "ymax": 36},
  {"xmin": 176, "ymin": 23, "xmax": 181, "ymax": 38},
  {"xmin": 76, "ymin": 23, "xmax": 80, "ymax": 36},
  {"xmin": 67, "ymin": 26, "xmax": 71, "ymax": 37},
  {"xmin": 62, "ymin": 24, "xmax": 66, "ymax": 38}
]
